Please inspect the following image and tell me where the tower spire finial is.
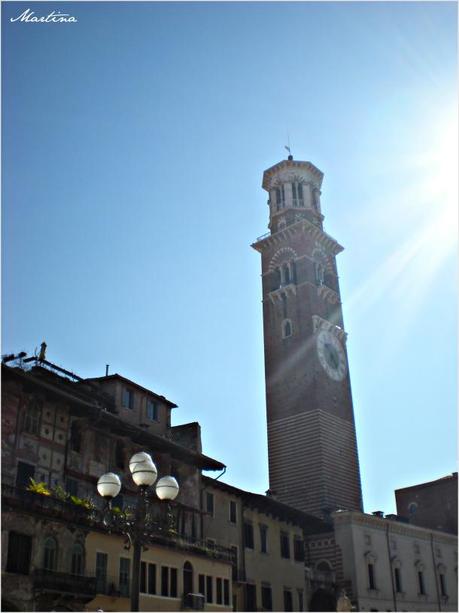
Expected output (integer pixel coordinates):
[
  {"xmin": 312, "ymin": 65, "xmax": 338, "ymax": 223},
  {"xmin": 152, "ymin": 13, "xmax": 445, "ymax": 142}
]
[{"xmin": 284, "ymin": 133, "xmax": 293, "ymax": 160}]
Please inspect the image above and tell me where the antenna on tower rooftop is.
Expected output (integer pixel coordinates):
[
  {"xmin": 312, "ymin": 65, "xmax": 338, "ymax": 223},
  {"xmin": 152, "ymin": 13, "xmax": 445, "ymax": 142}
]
[{"xmin": 285, "ymin": 133, "xmax": 293, "ymax": 160}]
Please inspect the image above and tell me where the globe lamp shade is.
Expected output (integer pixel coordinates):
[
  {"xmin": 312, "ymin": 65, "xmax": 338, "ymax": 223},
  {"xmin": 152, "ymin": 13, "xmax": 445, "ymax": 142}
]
[
  {"xmin": 131, "ymin": 458, "xmax": 158, "ymax": 487},
  {"xmin": 97, "ymin": 472, "xmax": 121, "ymax": 499},
  {"xmin": 156, "ymin": 476, "xmax": 179, "ymax": 501},
  {"xmin": 129, "ymin": 451, "xmax": 153, "ymax": 474}
]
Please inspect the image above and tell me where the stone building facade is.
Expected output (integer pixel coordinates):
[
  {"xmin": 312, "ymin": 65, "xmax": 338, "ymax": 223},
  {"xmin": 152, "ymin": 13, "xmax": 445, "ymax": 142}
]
[
  {"xmin": 201, "ymin": 477, "xmax": 330, "ymax": 612},
  {"xmin": 1, "ymin": 356, "xmax": 232, "ymax": 612},
  {"xmin": 332, "ymin": 510, "xmax": 458, "ymax": 612},
  {"xmin": 1, "ymin": 355, "xmax": 332, "ymax": 612}
]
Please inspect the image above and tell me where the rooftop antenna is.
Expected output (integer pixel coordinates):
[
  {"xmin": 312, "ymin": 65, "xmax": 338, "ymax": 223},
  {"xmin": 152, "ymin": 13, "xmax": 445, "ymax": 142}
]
[{"xmin": 285, "ymin": 133, "xmax": 293, "ymax": 160}]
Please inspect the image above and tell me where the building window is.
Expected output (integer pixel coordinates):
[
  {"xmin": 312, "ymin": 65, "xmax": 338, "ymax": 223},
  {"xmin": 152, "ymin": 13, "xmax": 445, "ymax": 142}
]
[
  {"xmin": 122, "ymin": 388, "xmax": 134, "ymax": 410},
  {"xmin": 6, "ymin": 532, "xmax": 32, "ymax": 574},
  {"xmin": 394, "ymin": 567, "xmax": 402, "ymax": 593},
  {"xmin": 95, "ymin": 552, "xmax": 108, "ymax": 594},
  {"xmin": 43, "ymin": 537, "xmax": 58, "ymax": 571},
  {"xmin": 229, "ymin": 500, "xmax": 237, "ymax": 523},
  {"xmin": 259, "ymin": 524, "xmax": 268, "ymax": 553},
  {"xmin": 244, "ymin": 522, "xmax": 254, "ymax": 549},
  {"xmin": 206, "ymin": 575, "xmax": 213, "ymax": 603},
  {"xmin": 140, "ymin": 562, "xmax": 156, "ymax": 594},
  {"xmin": 161, "ymin": 566, "xmax": 168, "ymax": 597},
  {"xmin": 314, "ymin": 262, "xmax": 325, "ymax": 286},
  {"xmin": 275, "ymin": 186, "xmax": 285, "ymax": 210},
  {"xmin": 230, "ymin": 545, "xmax": 238, "ymax": 581},
  {"xmin": 368, "ymin": 563, "xmax": 376, "ymax": 590},
  {"xmin": 22, "ymin": 401, "xmax": 41, "ymax": 435},
  {"xmin": 294, "ymin": 536, "xmax": 304, "ymax": 562},
  {"xmin": 146, "ymin": 399, "xmax": 158, "ymax": 421},
  {"xmin": 246, "ymin": 584, "xmax": 257, "ymax": 611},
  {"xmin": 280, "ymin": 532, "xmax": 290, "ymax": 559},
  {"xmin": 16, "ymin": 461, "xmax": 35, "ymax": 489},
  {"xmin": 115, "ymin": 440, "xmax": 125, "ymax": 470},
  {"xmin": 119, "ymin": 557, "xmax": 130, "ymax": 597},
  {"xmin": 66, "ymin": 478, "xmax": 78, "ymax": 497},
  {"xmin": 71, "ymin": 543, "xmax": 84, "ymax": 575},
  {"xmin": 70, "ymin": 421, "xmax": 82, "ymax": 452},
  {"xmin": 283, "ymin": 589, "xmax": 293, "ymax": 612},
  {"xmin": 298, "ymin": 589, "xmax": 304, "ymax": 611},
  {"xmin": 140, "ymin": 562, "xmax": 157, "ymax": 594},
  {"xmin": 140, "ymin": 562, "xmax": 147, "ymax": 593},
  {"xmin": 206, "ymin": 492, "xmax": 214, "ymax": 516},
  {"xmin": 161, "ymin": 567, "xmax": 177, "ymax": 598},
  {"xmin": 282, "ymin": 319, "xmax": 292, "ymax": 338},
  {"xmin": 439, "ymin": 573, "xmax": 447, "ymax": 597},
  {"xmin": 199, "ymin": 574, "xmax": 205, "ymax": 596},
  {"xmin": 282, "ymin": 263, "xmax": 291, "ymax": 285},
  {"xmin": 292, "ymin": 182, "xmax": 304, "ymax": 207},
  {"xmin": 183, "ymin": 561, "xmax": 193, "ymax": 596},
  {"xmin": 216, "ymin": 578, "xmax": 223, "ymax": 605},
  {"xmin": 261, "ymin": 584, "xmax": 272, "ymax": 611},
  {"xmin": 223, "ymin": 579, "xmax": 230, "ymax": 606},
  {"xmin": 417, "ymin": 570, "xmax": 426, "ymax": 595}
]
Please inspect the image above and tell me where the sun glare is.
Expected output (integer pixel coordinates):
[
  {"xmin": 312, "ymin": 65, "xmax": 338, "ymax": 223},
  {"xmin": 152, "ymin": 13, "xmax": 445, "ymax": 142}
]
[{"xmin": 348, "ymin": 109, "xmax": 457, "ymax": 340}]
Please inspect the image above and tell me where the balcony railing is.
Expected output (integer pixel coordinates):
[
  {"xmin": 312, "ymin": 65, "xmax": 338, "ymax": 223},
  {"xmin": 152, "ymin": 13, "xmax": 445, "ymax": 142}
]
[
  {"xmin": 2, "ymin": 484, "xmax": 92, "ymax": 524},
  {"xmin": 32, "ymin": 569, "xmax": 97, "ymax": 596},
  {"xmin": 3, "ymin": 485, "xmax": 233, "ymax": 565}
]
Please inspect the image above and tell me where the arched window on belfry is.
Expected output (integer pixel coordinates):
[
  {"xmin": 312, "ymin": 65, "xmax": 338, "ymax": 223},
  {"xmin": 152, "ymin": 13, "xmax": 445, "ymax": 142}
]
[
  {"xmin": 292, "ymin": 182, "xmax": 304, "ymax": 207},
  {"xmin": 275, "ymin": 186, "xmax": 285, "ymax": 210},
  {"xmin": 315, "ymin": 262, "xmax": 325, "ymax": 286},
  {"xmin": 281, "ymin": 263, "xmax": 291, "ymax": 285},
  {"xmin": 312, "ymin": 250, "xmax": 328, "ymax": 287},
  {"xmin": 282, "ymin": 319, "xmax": 293, "ymax": 339}
]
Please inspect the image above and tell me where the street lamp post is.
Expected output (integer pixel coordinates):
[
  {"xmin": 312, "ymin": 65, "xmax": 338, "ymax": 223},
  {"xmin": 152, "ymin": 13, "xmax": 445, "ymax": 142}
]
[{"xmin": 96, "ymin": 452, "xmax": 179, "ymax": 612}]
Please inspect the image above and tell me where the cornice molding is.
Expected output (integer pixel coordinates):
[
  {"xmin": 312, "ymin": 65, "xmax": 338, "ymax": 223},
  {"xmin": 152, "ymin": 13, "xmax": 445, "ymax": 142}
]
[
  {"xmin": 252, "ymin": 219, "xmax": 343, "ymax": 256},
  {"xmin": 333, "ymin": 512, "xmax": 458, "ymax": 544},
  {"xmin": 262, "ymin": 159, "xmax": 324, "ymax": 191},
  {"xmin": 268, "ymin": 284, "xmax": 297, "ymax": 303},
  {"xmin": 317, "ymin": 284, "xmax": 340, "ymax": 305}
]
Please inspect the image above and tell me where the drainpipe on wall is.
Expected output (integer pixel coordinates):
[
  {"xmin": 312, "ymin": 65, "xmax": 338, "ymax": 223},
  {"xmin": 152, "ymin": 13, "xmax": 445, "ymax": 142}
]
[
  {"xmin": 240, "ymin": 500, "xmax": 247, "ymax": 605},
  {"xmin": 430, "ymin": 534, "xmax": 442, "ymax": 612},
  {"xmin": 385, "ymin": 523, "xmax": 397, "ymax": 612}
]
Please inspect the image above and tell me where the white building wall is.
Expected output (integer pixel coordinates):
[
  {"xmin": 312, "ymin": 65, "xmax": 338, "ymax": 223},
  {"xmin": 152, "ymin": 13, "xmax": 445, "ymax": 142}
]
[{"xmin": 333, "ymin": 511, "xmax": 457, "ymax": 612}]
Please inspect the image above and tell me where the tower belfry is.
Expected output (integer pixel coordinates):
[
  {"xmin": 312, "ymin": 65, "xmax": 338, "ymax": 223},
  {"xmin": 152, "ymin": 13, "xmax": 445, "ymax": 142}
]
[{"xmin": 252, "ymin": 156, "xmax": 363, "ymax": 518}]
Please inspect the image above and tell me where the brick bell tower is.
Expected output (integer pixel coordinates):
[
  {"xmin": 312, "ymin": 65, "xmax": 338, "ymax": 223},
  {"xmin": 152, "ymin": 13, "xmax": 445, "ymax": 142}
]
[{"xmin": 252, "ymin": 155, "xmax": 363, "ymax": 519}]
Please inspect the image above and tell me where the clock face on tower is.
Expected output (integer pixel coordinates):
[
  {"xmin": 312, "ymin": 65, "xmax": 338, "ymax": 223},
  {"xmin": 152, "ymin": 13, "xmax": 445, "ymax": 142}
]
[{"xmin": 316, "ymin": 329, "xmax": 347, "ymax": 381}]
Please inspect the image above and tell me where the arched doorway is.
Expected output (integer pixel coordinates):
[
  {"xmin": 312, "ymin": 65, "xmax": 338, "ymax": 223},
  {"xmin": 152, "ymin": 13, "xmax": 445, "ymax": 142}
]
[
  {"xmin": 183, "ymin": 561, "xmax": 193, "ymax": 597},
  {"xmin": 309, "ymin": 588, "xmax": 336, "ymax": 612}
]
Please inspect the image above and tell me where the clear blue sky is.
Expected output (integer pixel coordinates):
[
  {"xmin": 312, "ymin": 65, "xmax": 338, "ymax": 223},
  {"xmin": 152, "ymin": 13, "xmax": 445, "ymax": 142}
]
[{"xmin": 2, "ymin": 1, "xmax": 457, "ymax": 515}]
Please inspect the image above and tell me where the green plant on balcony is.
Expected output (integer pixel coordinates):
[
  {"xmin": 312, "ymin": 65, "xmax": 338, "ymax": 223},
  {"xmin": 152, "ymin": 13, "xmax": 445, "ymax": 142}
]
[
  {"xmin": 27, "ymin": 479, "xmax": 52, "ymax": 496},
  {"xmin": 52, "ymin": 484, "xmax": 69, "ymax": 501},
  {"xmin": 69, "ymin": 495, "xmax": 96, "ymax": 511}
]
